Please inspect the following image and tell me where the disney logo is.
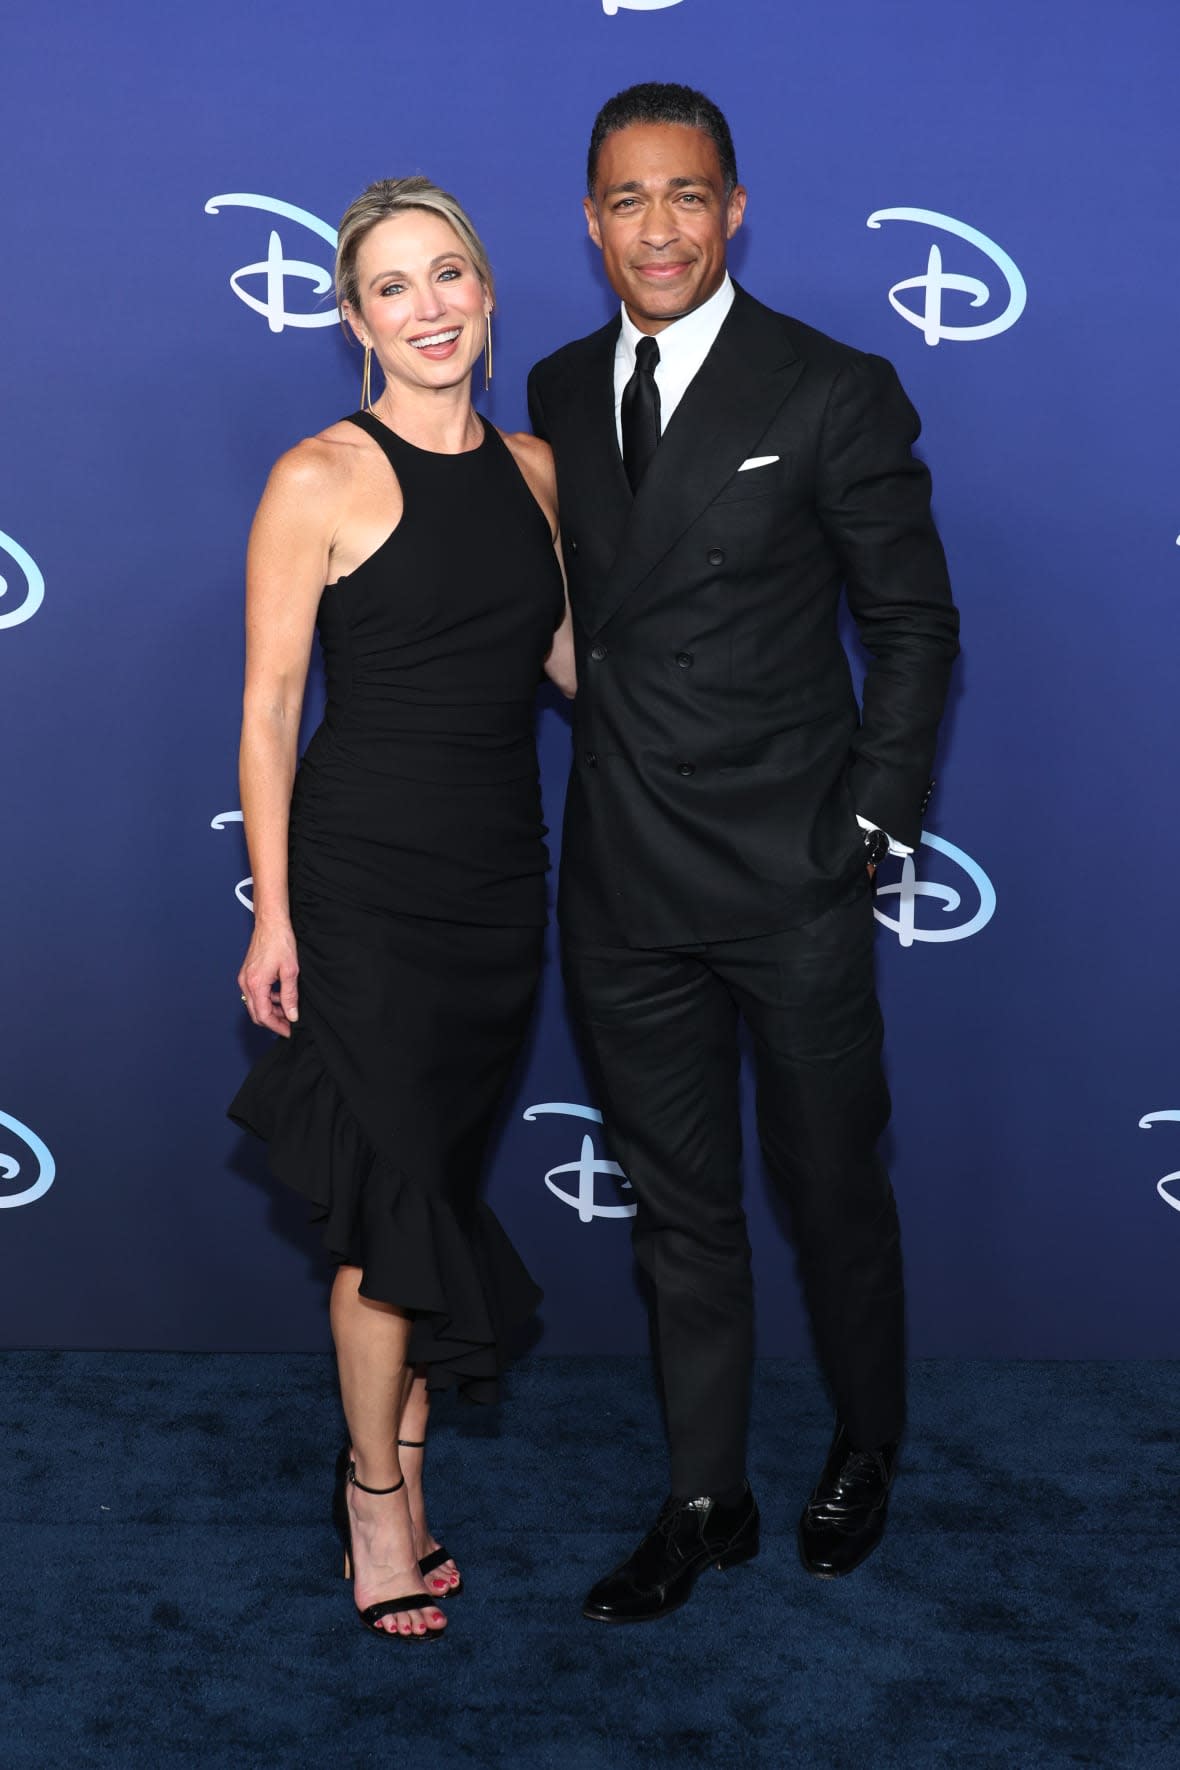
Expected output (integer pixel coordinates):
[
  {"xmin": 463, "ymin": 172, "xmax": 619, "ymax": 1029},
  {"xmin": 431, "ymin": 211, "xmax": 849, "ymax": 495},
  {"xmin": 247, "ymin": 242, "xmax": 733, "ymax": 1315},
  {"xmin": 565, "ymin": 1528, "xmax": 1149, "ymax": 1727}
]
[
  {"xmin": 0, "ymin": 1109, "xmax": 55, "ymax": 1210},
  {"xmin": 866, "ymin": 208, "xmax": 1027, "ymax": 346},
  {"xmin": 211, "ymin": 810, "xmax": 254, "ymax": 911},
  {"xmin": 204, "ymin": 194, "xmax": 339, "ymax": 334},
  {"xmin": 522, "ymin": 1102, "xmax": 635, "ymax": 1222},
  {"xmin": 1139, "ymin": 1111, "xmax": 1180, "ymax": 1216},
  {"xmin": 0, "ymin": 528, "xmax": 45, "ymax": 630},
  {"xmin": 872, "ymin": 833, "xmax": 996, "ymax": 947},
  {"xmin": 603, "ymin": 0, "xmax": 684, "ymax": 12}
]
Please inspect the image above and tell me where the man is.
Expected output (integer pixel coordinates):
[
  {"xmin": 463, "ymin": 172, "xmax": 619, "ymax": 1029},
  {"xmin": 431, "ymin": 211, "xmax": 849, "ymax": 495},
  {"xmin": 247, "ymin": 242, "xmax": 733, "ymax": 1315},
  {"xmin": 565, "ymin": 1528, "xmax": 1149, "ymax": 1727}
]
[{"xmin": 528, "ymin": 83, "xmax": 959, "ymax": 1623}]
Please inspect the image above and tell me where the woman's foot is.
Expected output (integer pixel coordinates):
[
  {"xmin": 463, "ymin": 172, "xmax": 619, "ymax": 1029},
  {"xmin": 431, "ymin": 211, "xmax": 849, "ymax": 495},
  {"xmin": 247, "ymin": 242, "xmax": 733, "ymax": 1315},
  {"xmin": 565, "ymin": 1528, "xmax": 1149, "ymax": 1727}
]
[
  {"xmin": 396, "ymin": 1434, "xmax": 462, "ymax": 1597},
  {"xmin": 346, "ymin": 1468, "xmax": 447, "ymax": 1638}
]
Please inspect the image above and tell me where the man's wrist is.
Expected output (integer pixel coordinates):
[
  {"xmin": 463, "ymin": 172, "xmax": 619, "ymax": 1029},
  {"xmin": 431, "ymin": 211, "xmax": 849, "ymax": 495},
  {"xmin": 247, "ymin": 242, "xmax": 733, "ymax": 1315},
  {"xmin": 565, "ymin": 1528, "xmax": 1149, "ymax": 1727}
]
[{"xmin": 855, "ymin": 815, "xmax": 913, "ymax": 859}]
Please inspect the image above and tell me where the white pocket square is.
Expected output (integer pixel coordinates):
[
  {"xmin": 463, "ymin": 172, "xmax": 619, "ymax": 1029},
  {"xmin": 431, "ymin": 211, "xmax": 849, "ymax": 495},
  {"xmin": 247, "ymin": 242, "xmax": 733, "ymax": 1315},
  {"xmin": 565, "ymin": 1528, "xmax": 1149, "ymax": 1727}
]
[{"xmin": 738, "ymin": 455, "xmax": 779, "ymax": 472}]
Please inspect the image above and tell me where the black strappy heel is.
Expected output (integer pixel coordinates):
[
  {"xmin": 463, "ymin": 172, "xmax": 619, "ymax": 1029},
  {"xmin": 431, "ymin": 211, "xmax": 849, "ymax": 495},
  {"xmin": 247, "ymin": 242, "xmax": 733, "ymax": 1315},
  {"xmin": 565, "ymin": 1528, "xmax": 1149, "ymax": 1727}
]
[
  {"xmin": 331, "ymin": 1446, "xmax": 446, "ymax": 1641},
  {"xmin": 398, "ymin": 1436, "xmax": 463, "ymax": 1595}
]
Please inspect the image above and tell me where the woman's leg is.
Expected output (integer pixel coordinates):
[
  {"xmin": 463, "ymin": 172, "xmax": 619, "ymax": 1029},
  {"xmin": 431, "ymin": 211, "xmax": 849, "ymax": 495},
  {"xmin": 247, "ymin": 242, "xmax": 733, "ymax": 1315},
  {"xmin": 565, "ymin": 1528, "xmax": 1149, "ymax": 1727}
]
[
  {"xmin": 397, "ymin": 1371, "xmax": 461, "ymax": 1595},
  {"xmin": 330, "ymin": 1265, "xmax": 447, "ymax": 1637}
]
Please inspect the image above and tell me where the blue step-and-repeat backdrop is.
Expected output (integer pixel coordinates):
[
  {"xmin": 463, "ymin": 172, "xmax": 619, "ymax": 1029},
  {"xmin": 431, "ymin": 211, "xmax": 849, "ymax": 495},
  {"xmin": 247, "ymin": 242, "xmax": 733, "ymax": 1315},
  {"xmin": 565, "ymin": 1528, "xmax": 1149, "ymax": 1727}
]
[{"xmin": 3, "ymin": 1, "xmax": 1177, "ymax": 1355}]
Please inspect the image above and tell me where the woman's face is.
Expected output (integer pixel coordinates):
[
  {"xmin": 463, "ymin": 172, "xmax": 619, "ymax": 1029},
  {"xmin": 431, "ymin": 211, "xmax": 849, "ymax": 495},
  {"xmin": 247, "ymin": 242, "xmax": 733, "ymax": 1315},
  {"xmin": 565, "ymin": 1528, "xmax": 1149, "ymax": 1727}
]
[{"xmin": 347, "ymin": 210, "xmax": 489, "ymax": 394}]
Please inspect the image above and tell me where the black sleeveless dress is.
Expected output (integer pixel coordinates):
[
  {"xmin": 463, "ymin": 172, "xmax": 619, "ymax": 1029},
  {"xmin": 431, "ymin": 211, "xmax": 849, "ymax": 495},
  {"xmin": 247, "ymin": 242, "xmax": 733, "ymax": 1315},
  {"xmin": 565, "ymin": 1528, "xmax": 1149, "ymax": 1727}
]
[{"xmin": 229, "ymin": 412, "xmax": 564, "ymax": 1399}]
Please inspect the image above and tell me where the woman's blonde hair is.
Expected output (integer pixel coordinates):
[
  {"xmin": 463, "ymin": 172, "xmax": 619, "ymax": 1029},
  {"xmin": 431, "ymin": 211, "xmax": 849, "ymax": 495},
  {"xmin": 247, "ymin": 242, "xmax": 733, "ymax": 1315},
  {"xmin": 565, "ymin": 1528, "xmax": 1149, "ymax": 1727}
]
[{"xmin": 335, "ymin": 176, "xmax": 495, "ymax": 339}]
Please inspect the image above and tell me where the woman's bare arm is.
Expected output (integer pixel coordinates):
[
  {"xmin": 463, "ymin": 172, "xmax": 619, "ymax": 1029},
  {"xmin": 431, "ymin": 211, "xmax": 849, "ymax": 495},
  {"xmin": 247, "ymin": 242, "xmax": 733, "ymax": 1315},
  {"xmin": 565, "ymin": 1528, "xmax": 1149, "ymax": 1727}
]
[
  {"xmin": 236, "ymin": 441, "xmax": 339, "ymax": 1035},
  {"xmin": 503, "ymin": 431, "xmax": 576, "ymax": 699}
]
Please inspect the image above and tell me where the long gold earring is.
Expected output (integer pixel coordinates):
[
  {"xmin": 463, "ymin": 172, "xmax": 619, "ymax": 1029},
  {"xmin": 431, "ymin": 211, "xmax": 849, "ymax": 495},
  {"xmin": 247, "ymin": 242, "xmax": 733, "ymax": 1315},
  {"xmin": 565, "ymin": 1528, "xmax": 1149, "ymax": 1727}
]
[
  {"xmin": 484, "ymin": 311, "xmax": 494, "ymax": 393},
  {"xmin": 361, "ymin": 344, "xmax": 374, "ymax": 413}
]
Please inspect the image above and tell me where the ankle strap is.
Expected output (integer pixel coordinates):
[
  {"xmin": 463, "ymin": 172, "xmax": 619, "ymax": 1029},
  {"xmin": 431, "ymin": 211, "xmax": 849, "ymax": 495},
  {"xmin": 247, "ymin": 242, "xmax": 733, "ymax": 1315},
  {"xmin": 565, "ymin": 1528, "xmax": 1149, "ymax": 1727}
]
[
  {"xmin": 347, "ymin": 1465, "xmax": 406, "ymax": 1497},
  {"xmin": 397, "ymin": 1438, "xmax": 426, "ymax": 1449}
]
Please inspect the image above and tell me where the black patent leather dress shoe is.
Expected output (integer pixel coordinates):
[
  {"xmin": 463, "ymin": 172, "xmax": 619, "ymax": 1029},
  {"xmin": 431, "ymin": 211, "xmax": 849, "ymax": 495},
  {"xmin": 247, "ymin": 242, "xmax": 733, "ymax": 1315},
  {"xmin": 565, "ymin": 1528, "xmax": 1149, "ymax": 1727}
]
[
  {"xmin": 583, "ymin": 1484, "xmax": 760, "ymax": 1623},
  {"xmin": 797, "ymin": 1424, "xmax": 898, "ymax": 1579}
]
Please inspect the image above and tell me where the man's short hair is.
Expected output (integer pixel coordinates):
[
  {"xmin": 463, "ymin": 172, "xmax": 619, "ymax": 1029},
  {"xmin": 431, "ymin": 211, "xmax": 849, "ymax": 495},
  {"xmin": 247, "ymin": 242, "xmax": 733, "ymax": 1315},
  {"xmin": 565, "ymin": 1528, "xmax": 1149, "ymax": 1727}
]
[{"xmin": 586, "ymin": 82, "xmax": 739, "ymax": 198}]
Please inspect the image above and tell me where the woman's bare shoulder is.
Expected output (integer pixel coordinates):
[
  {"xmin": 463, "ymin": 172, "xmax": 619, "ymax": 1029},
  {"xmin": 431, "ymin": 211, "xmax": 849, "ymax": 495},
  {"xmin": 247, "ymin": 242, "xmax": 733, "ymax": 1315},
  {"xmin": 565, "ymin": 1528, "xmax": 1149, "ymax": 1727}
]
[
  {"xmin": 265, "ymin": 420, "xmax": 371, "ymax": 504},
  {"xmin": 499, "ymin": 429, "xmax": 554, "ymax": 476},
  {"xmin": 500, "ymin": 429, "xmax": 556, "ymax": 504}
]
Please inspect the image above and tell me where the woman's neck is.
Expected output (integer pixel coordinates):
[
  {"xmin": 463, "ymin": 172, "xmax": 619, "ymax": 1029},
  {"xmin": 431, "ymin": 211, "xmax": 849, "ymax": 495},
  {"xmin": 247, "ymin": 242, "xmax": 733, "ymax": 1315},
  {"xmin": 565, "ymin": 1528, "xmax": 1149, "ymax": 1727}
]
[{"xmin": 371, "ymin": 380, "xmax": 483, "ymax": 455}]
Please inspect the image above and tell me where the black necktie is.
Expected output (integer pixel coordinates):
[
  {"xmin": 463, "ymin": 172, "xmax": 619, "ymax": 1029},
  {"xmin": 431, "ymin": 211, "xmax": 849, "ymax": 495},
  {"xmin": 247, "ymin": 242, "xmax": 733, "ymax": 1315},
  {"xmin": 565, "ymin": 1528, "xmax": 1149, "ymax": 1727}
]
[{"xmin": 621, "ymin": 335, "xmax": 661, "ymax": 492}]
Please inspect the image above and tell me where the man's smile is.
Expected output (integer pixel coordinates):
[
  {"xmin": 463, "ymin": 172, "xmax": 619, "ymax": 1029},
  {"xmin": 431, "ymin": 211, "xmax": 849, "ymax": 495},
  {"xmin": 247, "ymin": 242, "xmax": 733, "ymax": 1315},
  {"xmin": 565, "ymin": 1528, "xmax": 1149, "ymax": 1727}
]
[{"xmin": 633, "ymin": 260, "xmax": 694, "ymax": 281}]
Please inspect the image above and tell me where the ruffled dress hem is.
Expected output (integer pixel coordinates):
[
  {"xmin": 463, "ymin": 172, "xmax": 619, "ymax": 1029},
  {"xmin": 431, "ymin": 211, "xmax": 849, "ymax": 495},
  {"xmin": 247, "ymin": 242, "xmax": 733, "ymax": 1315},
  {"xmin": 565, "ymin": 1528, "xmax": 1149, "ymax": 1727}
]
[{"xmin": 228, "ymin": 1025, "xmax": 541, "ymax": 1403}]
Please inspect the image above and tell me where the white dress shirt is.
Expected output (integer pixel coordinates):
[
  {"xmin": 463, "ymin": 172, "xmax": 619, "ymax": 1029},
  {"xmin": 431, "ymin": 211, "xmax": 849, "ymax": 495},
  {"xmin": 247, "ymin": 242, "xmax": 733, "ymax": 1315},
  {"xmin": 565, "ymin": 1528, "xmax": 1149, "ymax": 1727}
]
[
  {"xmin": 612, "ymin": 274, "xmax": 911, "ymax": 859},
  {"xmin": 613, "ymin": 274, "xmax": 735, "ymax": 449}
]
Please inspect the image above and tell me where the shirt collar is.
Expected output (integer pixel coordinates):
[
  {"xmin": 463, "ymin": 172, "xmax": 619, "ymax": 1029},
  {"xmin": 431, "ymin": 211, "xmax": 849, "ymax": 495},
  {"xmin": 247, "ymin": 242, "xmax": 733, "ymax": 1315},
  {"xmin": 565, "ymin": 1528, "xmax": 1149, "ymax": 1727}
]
[{"xmin": 617, "ymin": 274, "xmax": 735, "ymax": 371}]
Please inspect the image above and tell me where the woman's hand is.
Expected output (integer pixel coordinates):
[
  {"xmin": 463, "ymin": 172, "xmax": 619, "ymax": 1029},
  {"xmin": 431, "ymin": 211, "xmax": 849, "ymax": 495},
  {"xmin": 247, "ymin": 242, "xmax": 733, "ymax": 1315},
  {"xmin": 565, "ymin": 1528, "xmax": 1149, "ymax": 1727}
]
[
  {"xmin": 544, "ymin": 586, "xmax": 577, "ymax": 699},
  {"xmin": 237, "ymin": 919, "xmax": 300, "ymax": 1037}
]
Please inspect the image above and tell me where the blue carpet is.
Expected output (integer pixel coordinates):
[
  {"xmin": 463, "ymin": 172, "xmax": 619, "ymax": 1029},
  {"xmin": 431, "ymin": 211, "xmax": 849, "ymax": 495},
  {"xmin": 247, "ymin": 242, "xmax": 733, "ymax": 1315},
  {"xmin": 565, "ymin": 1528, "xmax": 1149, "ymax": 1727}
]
[{"xmin": 2, "ymin": 1355, "xmax": 1177, "ymax": 1769}]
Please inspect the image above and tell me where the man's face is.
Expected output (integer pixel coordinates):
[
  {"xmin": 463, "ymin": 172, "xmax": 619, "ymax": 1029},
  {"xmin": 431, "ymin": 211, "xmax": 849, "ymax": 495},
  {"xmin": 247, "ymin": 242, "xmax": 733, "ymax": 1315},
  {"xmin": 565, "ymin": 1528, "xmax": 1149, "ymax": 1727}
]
[{"xmin": 584, "ymin": 122, "xmax": 746, "ymax": 333}]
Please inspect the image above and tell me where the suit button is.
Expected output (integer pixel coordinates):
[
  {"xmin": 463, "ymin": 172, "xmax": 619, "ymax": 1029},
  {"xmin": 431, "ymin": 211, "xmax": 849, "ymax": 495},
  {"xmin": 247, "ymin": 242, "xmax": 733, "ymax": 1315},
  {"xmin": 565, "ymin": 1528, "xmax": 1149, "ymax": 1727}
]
[
  {"xmin": 569, "ymin": 538, "xmax": 579, "ymax": 555},
  {"xmin": 677, "ymin": 762, "xmax": 696, "ymax": 777},
  {"xmin": 675, "ymin": 652, "xmax": 694, "ymax": 669},
  {"xmin": 590, "ymin": 643, "xmax": 608, "ymax": 661},
  {"xmin": 707, "ymin": 548, "xmax": 725, "ymax": 567},
  {"xmin": 584, "ymin": 750, "xmax": 598, "ymax": 767}
]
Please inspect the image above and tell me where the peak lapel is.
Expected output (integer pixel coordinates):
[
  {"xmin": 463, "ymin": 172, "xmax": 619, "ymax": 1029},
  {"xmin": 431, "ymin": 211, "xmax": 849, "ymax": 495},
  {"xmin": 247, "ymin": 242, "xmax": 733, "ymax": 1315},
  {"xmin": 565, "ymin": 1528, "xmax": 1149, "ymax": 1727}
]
[{"xmin": 592, "ymin": 289, "xmax": 803, "ymax": 633}]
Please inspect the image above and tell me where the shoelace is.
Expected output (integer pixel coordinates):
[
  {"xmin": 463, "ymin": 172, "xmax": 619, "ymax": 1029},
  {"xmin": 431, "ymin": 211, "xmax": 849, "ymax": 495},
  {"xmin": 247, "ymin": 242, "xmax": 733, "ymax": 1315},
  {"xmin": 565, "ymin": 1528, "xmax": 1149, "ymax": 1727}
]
[
  {"xmin": 806, "ymin": 1452, "xmax": 889, "ymax": 1521},
  {"xmin": 655, "ymin": 1495, "xmax": 712, "ymax": 1540},
  {"xmin": 833, "ymin": 1450, "xmax": 887, "ymax": 1490}
]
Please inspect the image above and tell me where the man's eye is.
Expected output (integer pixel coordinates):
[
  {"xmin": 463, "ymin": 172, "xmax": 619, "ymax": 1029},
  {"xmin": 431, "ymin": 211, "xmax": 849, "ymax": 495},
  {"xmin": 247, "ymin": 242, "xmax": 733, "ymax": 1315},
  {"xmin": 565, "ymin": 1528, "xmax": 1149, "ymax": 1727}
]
[{"xmin": 613, "ymin": 199, "xmax": 638, "ymax": 212}]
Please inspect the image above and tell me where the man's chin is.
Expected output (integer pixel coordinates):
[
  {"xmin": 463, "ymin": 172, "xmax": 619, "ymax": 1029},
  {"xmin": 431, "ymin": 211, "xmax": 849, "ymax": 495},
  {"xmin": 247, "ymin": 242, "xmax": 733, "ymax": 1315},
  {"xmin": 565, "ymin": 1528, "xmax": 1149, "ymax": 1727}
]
[{"xmin": 626, "ymin": 281, "xmax": 700, "ymax": 326}]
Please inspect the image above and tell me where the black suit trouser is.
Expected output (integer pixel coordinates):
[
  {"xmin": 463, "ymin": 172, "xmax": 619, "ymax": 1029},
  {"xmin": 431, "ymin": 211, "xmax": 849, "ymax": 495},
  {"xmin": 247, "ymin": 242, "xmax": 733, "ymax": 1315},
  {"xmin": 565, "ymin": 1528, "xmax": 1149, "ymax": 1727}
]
[{"xmin": 562, "ymin": 876, "xmax": 905, "ymax": 1496}]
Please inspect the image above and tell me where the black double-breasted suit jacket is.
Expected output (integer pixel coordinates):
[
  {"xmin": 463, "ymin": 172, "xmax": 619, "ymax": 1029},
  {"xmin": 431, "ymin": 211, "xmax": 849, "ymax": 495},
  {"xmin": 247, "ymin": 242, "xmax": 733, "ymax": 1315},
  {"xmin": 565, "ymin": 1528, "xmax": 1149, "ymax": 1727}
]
[{"xmin": 527, "ymin": 283, "xmax": 960, "ymax": 949}]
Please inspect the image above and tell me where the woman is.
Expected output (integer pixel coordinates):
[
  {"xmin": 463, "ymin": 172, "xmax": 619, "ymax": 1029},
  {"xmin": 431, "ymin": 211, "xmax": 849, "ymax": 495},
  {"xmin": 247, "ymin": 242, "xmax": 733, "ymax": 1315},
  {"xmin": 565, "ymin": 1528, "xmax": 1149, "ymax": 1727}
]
[{"xmin": 229, "ymin": 177, "xmax": 573, "ymax": 1641}]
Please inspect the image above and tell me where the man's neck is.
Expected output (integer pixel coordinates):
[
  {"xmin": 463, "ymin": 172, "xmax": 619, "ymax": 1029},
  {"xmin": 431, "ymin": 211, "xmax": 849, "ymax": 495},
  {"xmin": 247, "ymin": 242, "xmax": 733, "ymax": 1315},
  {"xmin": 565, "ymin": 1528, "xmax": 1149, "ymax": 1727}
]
[{"xmin": 621, "ymin": 274, "xmax": 733, "ymax": 340}]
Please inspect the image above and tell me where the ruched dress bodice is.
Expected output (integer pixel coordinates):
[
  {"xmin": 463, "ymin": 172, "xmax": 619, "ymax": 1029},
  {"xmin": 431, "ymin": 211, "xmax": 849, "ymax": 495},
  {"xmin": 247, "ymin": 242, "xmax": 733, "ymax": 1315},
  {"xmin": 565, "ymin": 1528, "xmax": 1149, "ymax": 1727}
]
[{"xmin": 293, "ymin": 412, "xmax": 564, "ymax": 924}]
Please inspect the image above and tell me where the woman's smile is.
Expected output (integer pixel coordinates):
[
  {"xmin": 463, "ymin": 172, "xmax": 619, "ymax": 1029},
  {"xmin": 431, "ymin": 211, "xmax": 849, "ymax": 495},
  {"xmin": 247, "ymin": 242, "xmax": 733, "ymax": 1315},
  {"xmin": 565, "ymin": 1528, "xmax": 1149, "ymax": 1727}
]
[{"xmin": 407, "ymin": 326, "xmax": 463, "ymax": 359}]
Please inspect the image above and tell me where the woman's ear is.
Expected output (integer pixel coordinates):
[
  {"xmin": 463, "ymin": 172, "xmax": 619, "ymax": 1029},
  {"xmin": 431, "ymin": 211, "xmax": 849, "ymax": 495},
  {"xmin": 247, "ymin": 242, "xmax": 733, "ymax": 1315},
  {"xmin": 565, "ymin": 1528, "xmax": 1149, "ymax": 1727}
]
[{"xmin": 341, "ymin": 301, "xmax": 366, "ymax": 348}]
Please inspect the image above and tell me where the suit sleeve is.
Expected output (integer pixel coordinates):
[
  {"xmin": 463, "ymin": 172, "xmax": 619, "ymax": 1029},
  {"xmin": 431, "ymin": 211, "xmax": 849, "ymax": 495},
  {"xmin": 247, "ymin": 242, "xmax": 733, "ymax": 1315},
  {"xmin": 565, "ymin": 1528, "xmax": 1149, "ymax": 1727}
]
[
  {"xmin": 526, "ymin": 365, "xmax": 550, "ymax": 443},
  {"xmin": 815, "ymin": 353, "xmax": 960, "ymax": 850}
]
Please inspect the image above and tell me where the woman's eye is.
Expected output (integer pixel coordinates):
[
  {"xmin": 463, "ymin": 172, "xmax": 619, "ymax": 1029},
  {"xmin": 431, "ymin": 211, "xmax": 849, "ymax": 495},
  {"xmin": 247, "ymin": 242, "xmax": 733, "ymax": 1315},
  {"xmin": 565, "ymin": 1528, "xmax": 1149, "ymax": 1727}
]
[
  {"xmin": 437, "ymin": 267, "xmax": 461, "ymax": 281},
  {"xmin": 380, "ymin": 283, "xmax": 405, "ymax": 298}
]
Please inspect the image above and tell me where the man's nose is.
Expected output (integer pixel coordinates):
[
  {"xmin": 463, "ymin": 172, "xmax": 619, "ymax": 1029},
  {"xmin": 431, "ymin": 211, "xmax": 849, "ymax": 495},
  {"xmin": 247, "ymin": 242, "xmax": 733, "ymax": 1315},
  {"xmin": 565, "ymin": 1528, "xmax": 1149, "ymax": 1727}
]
[{"xmin": 641, "ymin": 208, "xmax": 680, "ymax": 250}]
